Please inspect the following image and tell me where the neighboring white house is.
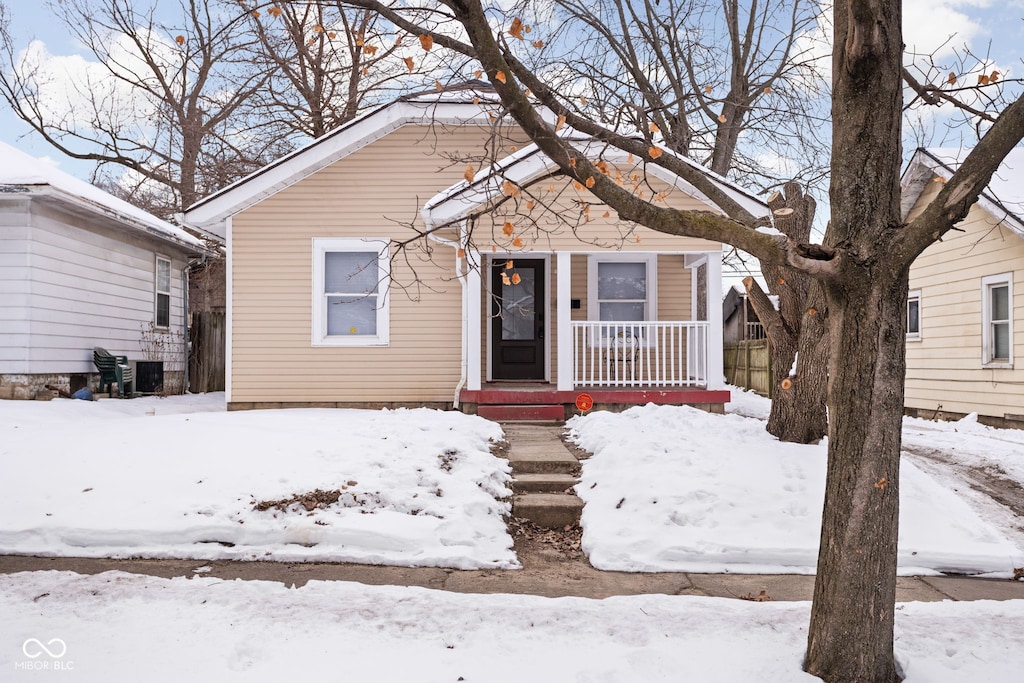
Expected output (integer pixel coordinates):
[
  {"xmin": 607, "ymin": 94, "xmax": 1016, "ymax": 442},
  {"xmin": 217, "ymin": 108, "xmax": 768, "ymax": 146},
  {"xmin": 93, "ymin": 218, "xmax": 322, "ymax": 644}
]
[
  {"xmin": 0, "ymin": 142, "xmax": 218, "ymax": 399},
  {"xmin": 901, "ymin": 147, "xmax": 1024, "ymax": 428}
]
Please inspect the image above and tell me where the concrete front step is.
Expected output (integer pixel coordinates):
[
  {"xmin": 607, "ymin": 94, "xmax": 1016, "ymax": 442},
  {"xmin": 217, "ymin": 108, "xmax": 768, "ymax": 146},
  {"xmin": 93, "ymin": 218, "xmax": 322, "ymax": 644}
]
[
  {"xmin": 512, "ymin": 493, "xmax": 585, "ymax": 529},
  {"xmin": 507, "ymin": 447, "xmax": 580, "ymax": 475},
  {"xmin": 477, "ymin": 404, "xmax": 565, "ymax": 422},
  {"xmin": 512, "ymin": 473, "xmax": 579, "ymax": 494}
]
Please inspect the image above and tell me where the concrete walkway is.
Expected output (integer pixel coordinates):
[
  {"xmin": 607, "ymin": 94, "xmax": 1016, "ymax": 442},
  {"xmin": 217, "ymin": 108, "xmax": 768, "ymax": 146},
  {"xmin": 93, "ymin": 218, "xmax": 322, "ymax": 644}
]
[
  {"xmin": 2, "ymin": 421, "xmax": 1022, "ymax": 602},
  {"xmin": 2, "ymin": 553, "xmax": 1021, "ymax": 602}
]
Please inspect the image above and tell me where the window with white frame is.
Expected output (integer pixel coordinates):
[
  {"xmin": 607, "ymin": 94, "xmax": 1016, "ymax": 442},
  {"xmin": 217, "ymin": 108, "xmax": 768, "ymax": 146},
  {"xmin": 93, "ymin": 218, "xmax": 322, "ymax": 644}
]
[
  {"xmin": 906, "ymin": 290, "xmax": 921, "ymax": 341},
  {"xmin": 155, "ymin": 256, "xmax": 171, "ymax": 328},
  {"xmin": 312, "ymin": 238, "xmax": 390, "ymax": 346},
  {"xmin": 587, "ymin": 255, "xmax": 657, "ymax": 339},
  {"xmin": 982, "ymin": 273, "xmax": 1012, "ymax": 366}
]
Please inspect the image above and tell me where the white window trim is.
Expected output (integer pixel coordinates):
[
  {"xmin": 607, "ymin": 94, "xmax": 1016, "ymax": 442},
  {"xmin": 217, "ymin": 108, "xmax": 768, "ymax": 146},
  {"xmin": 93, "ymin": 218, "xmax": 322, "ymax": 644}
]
[
  {"xmin": 981, "ymin": 272, "xmax": 1013, "ymax": 368},
  {"xmin": 155, "ymin": 255, "xmax": 172, "ymax": 329},
  {"xmin": 587, "ymin": 254, "xmax": 658, "ymax": 346},
  {"xmin": 312, "ymin": 238, "xmax": 390, "ymax": 347},
  {"xmin": 906, "ymin": 289, "xmax": 922, "ymax": 342}
]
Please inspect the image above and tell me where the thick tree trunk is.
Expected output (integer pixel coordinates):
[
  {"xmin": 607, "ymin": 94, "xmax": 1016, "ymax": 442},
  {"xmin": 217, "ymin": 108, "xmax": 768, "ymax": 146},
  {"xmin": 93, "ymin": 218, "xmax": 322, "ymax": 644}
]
[
  {"xmin": 805, "ymin": 1, "xmax": 905, "ymax": 680},
  {"xmin": 768, "ymin": 281, "xmax": 829, "ymax": 443},
  {"xmin": 745, "ymin": 183, "xmax": 828, "ymax": 444},
  {"xmin": 806, "ymin": 273, "xmax": 906, "ymax": 683}
]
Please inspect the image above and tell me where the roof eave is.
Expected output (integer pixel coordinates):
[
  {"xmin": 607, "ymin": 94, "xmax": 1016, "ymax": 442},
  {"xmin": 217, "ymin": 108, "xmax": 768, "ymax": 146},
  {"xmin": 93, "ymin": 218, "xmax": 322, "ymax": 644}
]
[
  {"xmin": 183, "ymin": 99, "xmax": 505, "ymax": 233},
  {"xmin": 423, "ymin": 139, "xmax": 769, "ymax": 230},
  {"xmin": 23, "ymin": 185, "xmax": 216, "ymax": 257},
  {"xmin": 901, "ymin": 147, "xmax": 1024, "ymax": 238}
]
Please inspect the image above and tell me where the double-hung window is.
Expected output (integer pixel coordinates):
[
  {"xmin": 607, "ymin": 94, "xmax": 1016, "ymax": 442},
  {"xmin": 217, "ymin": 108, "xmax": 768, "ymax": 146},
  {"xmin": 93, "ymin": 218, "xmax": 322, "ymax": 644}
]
[
  {"xmin": 982, "ymin": 273, "xmax": 1012, "ymax": 367},
  {"xmin": 155, "ymin": 256, "xmax": 171, "ymax": 328},
  {"xmin": 312, "ymin": 238, "xmax": 390, "ymax": 346},
  {"xmin": 588, "ymin": 255, "xmax": 657, "ymax": 341},
  {"xmin": 906, "ymin": 290, "xmax": 921, "ymax": 341}
]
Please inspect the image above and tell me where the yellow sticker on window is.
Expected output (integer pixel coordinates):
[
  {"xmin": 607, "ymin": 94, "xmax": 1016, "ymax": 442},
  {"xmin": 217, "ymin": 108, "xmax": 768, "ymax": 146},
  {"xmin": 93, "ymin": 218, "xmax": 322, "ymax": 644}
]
[{"xmin": 350, "ymin": 327, "xmax": 357, "ymax": 334}]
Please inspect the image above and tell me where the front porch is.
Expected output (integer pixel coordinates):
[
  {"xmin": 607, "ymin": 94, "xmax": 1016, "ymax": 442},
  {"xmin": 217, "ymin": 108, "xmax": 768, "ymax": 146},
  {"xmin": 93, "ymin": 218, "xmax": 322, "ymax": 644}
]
[
  {"xmin": 458, "ymin": 250, "xmax": 728, "ymax": 420},
  {"xmin": 459, "ymin": 250, "xmax": 726, "ymax": 414}
]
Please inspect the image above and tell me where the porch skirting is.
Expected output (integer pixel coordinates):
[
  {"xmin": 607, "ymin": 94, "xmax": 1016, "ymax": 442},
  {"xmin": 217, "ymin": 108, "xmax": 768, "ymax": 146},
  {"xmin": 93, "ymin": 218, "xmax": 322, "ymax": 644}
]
[{"xmin": 460, "ymin": 387, "xmax": 729, "ymax": 421}]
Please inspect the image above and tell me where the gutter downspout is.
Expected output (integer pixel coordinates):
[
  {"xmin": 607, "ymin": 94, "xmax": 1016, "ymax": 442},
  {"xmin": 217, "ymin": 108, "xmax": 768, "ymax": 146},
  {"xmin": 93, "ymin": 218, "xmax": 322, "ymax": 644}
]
[
  {"xmin": 426, "ymin": 230, "xmax": 467, "ymax": 410},
  {"xmin": 182, "ymin": 264, "xmax": 190, "ymax": 393}
]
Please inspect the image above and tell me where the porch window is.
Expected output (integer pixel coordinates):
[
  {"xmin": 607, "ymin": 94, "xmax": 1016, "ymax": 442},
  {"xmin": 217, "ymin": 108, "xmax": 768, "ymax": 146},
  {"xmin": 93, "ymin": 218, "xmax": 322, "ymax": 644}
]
[
  {"xmin": 588, "ymin": 255, "xmax": 657, "ymax": 330},
  {"xmin": 312, "ymin": 238, "xmax": 390, "ymax": 346},
  {"xmin": 906, "ymin": 290, "xmax": 921, "ymax": 341},
  {"xmin": 982, "ymin": 273, "xmax": 1012, "ymax": 366},
  {"xmin": 155, "ymin": 256, "xmax": 171, "ymax": 328}
]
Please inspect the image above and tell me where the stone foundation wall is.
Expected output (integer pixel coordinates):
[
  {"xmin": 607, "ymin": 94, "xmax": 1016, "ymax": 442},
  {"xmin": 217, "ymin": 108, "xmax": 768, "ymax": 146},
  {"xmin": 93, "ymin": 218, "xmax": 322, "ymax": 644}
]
[
  {"xmin": 904, "ymin": 406, "xmax": 1024, "ymax": 431},
  {"xmin": 0, "ymin": 371, "xmax": 185, "ymax": 400}
]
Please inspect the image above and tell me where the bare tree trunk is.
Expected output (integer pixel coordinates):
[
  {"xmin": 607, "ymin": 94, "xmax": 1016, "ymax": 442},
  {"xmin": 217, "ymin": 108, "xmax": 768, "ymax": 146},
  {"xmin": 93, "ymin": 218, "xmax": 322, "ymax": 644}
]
[
  {"xmin": 744, "ymin": 182, "xmax": 828, "ymax": 443},
  {"xmin": 807, "ymin": 274, "xmax": 906, "ymax": 683},
  {"xmin": 763, "ymin": 285, "xmax": 829, "ymax": 443},
  {"xmin": 805, "ymin": 0, "xmax": 905, "ymax": 678}
]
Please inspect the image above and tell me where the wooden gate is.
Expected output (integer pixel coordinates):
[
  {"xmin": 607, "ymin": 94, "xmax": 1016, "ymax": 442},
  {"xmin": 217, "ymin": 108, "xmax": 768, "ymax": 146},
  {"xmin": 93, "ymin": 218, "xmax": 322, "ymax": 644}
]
[{"xmin": 188, "ymin": 312, "xmax": 225, "ymax": 393}]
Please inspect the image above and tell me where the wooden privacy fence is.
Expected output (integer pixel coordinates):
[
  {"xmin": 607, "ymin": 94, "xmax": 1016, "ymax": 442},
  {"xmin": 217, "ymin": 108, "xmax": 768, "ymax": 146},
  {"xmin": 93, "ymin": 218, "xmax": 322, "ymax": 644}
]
[
  {"xmin": 724, "ymin": 339, "xmax": 773, "ymax": 397},
  {"xmin": 189, "ymin": 312, "xmax": 225, "ymax": 393}
]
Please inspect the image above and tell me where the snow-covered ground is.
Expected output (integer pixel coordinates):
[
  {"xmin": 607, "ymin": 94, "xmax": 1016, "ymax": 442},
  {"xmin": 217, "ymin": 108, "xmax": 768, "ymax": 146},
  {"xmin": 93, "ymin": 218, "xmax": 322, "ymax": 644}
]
[
  {"xmin": 568, "ymin": 396, "xmax": 1024, "ymax": 576},
  {"xmin": 1, "ymin": 390, "xmax": 1022, "ymax": 576},
  {"xmin": 2, "ymin": 570, "xmax": 1022, "ymax": 682},
  {"xmin": 2, "ymin": 391, "xmax": 1023, "ymax": 681},
  {"xmin": 0, "ymin": 395, "xmax": 515, "ymax": 569}
]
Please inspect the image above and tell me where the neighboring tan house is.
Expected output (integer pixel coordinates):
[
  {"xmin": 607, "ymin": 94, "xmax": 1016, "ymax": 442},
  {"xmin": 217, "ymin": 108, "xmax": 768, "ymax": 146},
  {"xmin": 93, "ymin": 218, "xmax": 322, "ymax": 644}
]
[
  {"xmin": 0, "ymin": 142, "xmax": 218, "ymax": 399},
  {"xmin": 901, "ymin": 147, "xmax": 1024, "ymax": 428},
  {"xmin": 183, "ymin": 86, "xmax": 769, "ymax": 418}
]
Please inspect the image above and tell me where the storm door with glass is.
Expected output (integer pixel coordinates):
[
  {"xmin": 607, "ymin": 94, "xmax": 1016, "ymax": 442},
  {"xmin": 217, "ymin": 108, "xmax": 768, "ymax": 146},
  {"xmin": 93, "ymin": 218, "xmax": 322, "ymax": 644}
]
[{"xmin": 491, "ymin": 258, "xmax": 546, "ymax": 380}]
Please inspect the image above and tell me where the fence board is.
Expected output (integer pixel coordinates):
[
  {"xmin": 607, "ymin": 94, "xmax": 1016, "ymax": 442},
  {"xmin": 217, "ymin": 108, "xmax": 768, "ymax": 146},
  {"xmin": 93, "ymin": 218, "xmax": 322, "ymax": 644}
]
[
  {"xmin": 189, "ymin": 312, "xmax": 226, "ymax": 393},
  {"xmin": 724, "ymin": 339, "xmax": 772, "ymax": 397}
]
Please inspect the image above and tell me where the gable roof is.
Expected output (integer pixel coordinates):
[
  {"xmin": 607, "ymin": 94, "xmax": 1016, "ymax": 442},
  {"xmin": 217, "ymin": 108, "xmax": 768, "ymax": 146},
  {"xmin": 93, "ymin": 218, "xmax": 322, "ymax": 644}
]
[
  {"xmin": 0, "ymin": 141, "xmax": 209, "ymax": 253},
  {"xmin": 182, "ymin": 83, "xmax": 509, "ymax": 238},
  {"xmin": 421, "ymin": 134, "xmax": 769, "ymax": 231},
  {"xmin": 901, "ymin": 147, "xmax": 1024, "ymax": 237}
]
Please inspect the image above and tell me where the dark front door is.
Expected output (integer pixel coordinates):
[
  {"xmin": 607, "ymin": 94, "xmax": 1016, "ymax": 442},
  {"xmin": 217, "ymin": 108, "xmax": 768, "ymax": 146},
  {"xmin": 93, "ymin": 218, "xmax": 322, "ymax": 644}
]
[{"xmin": 491, "ymin": 258, "xmax": 546, "ymax": 380}]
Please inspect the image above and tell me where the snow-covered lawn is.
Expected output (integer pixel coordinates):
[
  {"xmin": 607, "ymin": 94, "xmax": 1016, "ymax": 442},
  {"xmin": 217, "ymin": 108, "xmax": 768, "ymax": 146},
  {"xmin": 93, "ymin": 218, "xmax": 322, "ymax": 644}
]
[
  {"xmin": 2, "ymin": 389, "xmax": 1022, "ymax": 576},
  {"xmin": 0, "ymin": 395, "xmax": 515, "ymax": 569},
  {"xmin": 569, "ymin": 400, "xmax": 1024, "ymax": 576},
  {"xmin": 1, "ymin": 570, "xmax": 1022, "ymax": 682},
  {"xmin": 2, "ymin": 391, "xmax": 1023, "ymax": 681}
]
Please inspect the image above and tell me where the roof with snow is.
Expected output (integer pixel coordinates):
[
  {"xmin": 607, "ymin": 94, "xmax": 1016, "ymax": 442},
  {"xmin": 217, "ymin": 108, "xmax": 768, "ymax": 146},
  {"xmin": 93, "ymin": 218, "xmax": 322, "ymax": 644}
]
[
  {"xmin": 901, "ymin": 147, "xmax": 1024, "ymax": 237},
  {"xmin": 422, "ymin": 134, "xmax": 769, "ymax": 229},
  {"xmin": 0, "ymin": 141, "xmax": 210, "ymax": 253}
]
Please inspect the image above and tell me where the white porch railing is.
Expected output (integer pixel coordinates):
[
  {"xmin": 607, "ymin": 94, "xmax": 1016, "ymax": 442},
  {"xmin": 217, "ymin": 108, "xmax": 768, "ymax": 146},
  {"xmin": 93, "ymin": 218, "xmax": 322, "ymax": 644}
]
[{"xmin": 571, "ymin": 321, "xmax": 709, "ymax": 387}]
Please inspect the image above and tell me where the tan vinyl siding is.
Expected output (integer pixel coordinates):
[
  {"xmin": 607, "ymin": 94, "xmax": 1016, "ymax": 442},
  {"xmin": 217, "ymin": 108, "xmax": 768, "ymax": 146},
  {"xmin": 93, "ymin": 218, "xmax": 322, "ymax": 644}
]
[
  {"xmin": 905, "ymin": 179, "xmax": 1024, "ymax": 419},
  {"xmin": 232, "ymin": 124, "xmax": 724, "ymax": 402},
  {"xmin": 571, "ymin": 255, "xmax": 589, "ymax": 321},
  {"xmin": 231, "ymin": 124, "xmax": 515, "ymax": 403},
  {"xmin": 656, "ymin": 255, "xmax": 692, "ymax": 319}
]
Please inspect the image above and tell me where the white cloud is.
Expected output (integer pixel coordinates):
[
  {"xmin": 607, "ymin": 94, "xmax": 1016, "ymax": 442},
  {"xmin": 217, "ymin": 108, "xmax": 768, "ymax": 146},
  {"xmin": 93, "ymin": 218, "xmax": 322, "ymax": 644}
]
[{"xmin": 903, "ymin": 0, "xmax": 989, "ymax": 59}]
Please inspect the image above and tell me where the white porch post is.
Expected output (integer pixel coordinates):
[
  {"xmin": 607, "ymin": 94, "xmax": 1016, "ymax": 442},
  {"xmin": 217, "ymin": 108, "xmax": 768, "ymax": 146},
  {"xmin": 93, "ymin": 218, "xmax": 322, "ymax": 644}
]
[
  {"xmin": 556, "ymin": 251, "xmax": 573, "ymax": 391},
  {"xmin": 466, "ymin": 258, "xmax": 482, "ymax": 391},
  {"xmin": 705, "ymin": 252, "xmax": 725, "ymax": 389}
]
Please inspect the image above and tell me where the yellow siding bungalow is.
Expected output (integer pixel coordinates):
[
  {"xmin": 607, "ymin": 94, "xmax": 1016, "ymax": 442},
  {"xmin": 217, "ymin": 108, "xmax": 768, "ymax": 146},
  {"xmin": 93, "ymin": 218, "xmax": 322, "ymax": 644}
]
[{"xmin": 184, "ymin": 86, "xmax": 769, "ymax": 418}]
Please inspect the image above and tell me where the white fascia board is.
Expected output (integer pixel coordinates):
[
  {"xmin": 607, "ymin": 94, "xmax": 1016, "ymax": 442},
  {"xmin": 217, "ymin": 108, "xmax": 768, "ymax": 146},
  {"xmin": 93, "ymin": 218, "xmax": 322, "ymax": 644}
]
[
  {"xmin": 31, "ymin": 187, "xmax": 215, "ymax": 257},
  {"xmin": 183, "ymin": 100, "xmax": 498, "ymax": 235},
  {"xmin": 423, "ymin": 138, "xmax": 769, "ymax": 229},
  {"xmin": 901, "ymin": 148, "xmax": 1024, "ymax": 238}
]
